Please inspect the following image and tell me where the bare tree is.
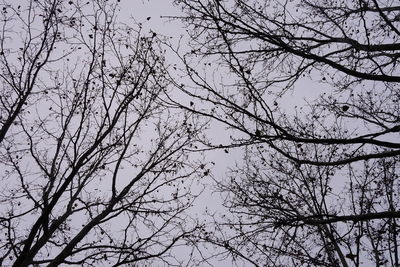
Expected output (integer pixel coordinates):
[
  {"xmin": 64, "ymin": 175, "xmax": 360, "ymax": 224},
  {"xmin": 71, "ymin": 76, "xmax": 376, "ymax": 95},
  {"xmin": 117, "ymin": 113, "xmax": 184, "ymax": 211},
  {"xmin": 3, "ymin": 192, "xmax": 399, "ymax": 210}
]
[
  {"xmin": 172, "ymin": 0, "xmax": 400, "ymax": 266},
  {"xmin": 0, "ymin": 0, "xmax": 206, "ymax": 266}
]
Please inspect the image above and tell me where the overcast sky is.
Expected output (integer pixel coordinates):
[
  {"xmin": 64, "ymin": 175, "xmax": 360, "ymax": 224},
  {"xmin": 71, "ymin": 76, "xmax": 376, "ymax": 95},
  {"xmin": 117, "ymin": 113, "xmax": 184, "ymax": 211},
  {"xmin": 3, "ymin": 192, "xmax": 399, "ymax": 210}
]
[{"xmin": 118, "ymin": 2, "xmax": 247, "ymax": 266}]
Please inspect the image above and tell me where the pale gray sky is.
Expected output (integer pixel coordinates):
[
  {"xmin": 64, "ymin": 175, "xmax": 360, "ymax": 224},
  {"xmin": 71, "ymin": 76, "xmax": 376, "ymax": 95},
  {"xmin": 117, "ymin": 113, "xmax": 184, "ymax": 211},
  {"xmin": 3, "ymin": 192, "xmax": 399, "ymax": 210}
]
[{"xmin": 118, "ymin": 2, "xmax": 248, "ymax": 266}]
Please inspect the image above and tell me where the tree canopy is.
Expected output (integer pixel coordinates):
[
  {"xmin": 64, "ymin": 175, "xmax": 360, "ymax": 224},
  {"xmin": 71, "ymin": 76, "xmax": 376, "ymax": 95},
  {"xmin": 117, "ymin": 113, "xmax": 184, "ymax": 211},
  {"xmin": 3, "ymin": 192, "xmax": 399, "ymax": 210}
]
[
  {"xmin": 0, "ymin": 0, "xmax": 399, "ymax": 266},
  {"xmin": 173, "ymin": 0, "xmax": 400, "ymax": 266},
  {"xmin": 0, "ymin": 1, "xmax": 206, "ymax": 266}
]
